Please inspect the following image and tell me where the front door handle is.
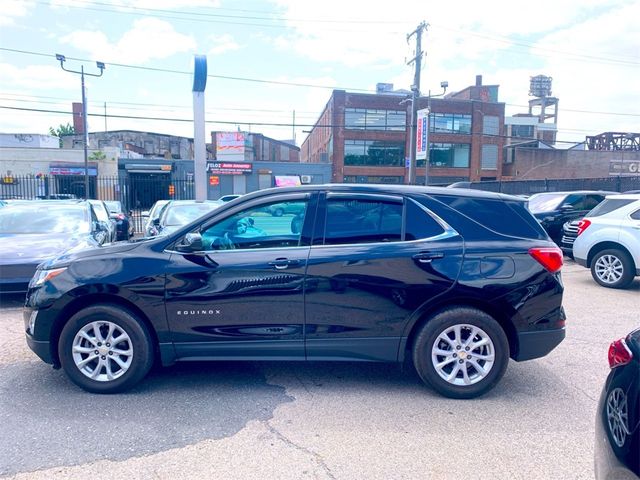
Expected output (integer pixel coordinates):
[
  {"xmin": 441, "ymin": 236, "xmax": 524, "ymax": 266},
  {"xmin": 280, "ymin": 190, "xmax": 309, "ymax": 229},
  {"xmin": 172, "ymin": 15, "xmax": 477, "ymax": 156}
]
[
  {"xmin": 413, "ymin": 252, "xmax": 444, "ymax": 263},
  {"xmin": 269, "ymin": 258, "xmax": 301, "ymax": 270}
]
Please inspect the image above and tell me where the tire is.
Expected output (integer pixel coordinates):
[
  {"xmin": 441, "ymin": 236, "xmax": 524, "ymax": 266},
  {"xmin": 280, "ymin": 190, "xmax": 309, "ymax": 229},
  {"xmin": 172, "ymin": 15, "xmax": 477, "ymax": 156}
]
[
  {"xmin": 58, "ymin": 305, "xmax": 154, "ymax": 394},
  {"xmin": 590, "ymin": 249, "xmax": 635, "ymax": 289},
  {"xmin": 412, "ymin": 307, "xmax": 509, "ymax": 399}
]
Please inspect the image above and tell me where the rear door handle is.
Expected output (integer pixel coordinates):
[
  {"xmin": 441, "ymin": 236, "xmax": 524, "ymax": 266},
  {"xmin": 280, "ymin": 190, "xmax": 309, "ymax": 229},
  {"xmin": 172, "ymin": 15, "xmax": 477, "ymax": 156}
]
[
  {"xmin": 268, "ymin": 258, "xmax": 301, "ymax": 270},
  {"xmin": 413, "ymin": 252, "xmax": 444, "ymax": 263}
]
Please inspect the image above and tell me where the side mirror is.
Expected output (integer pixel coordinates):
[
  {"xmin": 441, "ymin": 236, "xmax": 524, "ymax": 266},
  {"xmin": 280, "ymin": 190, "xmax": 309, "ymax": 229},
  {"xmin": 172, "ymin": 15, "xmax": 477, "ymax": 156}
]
[
  {"xmin": 560, "ymin": 204, "xmax": 575, "ymax": 211},
  {"xmin": 153, "ymin": 218, "xmax": 161, "ymax": 226},
  {"xmin": 176, "ymin": 232, "xmax": 204, "ymax": 253}
]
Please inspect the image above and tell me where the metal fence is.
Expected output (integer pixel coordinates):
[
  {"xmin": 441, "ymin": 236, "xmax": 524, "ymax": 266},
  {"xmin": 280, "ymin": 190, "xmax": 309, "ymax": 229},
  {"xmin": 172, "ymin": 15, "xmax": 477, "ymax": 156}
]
[
  {"xmin": 0, "ymin": 175, "xmax": 196, "ymax": 233},
  {"xmin": 452, "ymin": 176, "xmax": 640, "ymax": 195}
]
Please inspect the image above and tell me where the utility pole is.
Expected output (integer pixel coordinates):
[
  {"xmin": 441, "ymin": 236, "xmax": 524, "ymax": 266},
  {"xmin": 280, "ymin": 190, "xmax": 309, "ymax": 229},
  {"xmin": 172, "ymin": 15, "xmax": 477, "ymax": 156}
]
[
  {"xmin": 104, "ymin": 102, "xmax": 107, "ymax": 132},
  {"xmin": 56, "ymin": 54, "xmax": 105, "ymax": 199},
  {"xmin": 406, "ymin": 21, "xmax": 427, "ymax": 185}
]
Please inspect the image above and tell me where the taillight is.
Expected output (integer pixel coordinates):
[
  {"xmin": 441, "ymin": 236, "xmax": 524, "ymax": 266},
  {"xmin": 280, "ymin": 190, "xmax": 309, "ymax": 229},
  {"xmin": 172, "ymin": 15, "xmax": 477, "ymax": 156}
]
[
  {"xmin": 576, "ymin": 219, "xmax": 591, "ymax": 236},
  {"xmin": 608, "ymin": 338, "xmax": 633, "ymax": 368},
  {"xmin": 529, "ymin": 247, "xmax": 563, "ymax": 273}
]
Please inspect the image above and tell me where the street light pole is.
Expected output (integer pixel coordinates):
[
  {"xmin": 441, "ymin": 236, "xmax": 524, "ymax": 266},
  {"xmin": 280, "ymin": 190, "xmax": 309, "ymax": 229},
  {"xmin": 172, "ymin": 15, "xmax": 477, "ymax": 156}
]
[
  {"xmin": 56, "ymin": 54, "xmax": 105, "ymax": 199},
  {"xmin": 423, "ymin": 82, "xmax": 448, "ymax": 186}
]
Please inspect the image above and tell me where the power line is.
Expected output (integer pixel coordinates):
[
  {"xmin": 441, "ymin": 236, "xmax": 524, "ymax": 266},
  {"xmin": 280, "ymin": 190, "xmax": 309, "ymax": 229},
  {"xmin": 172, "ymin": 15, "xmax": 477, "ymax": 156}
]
[
  {"xmin": 17, "ymin": 0, "xmax": 640, "ymax": 66},
  {"xmin": 0, "ymin": 104, "xmax": 598, "ymax": 144},
  {"xmin": 0, "ymin": 47, "xmax": 373, "ymax": 92}
]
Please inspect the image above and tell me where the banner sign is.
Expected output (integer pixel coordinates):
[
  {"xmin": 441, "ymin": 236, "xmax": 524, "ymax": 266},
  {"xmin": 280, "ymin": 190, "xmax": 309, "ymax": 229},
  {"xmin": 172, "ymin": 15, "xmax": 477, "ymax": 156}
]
[
  {"xmin": 216, "ymin": 132, "xmax": 246, "ymax": 154},
  {"xmin": 416, "ymin": 108, "xmax": 429, "ymax": 160},
  {"xmin": 207, "ymin": 161, "xmax": 252, "ymax": 175}
]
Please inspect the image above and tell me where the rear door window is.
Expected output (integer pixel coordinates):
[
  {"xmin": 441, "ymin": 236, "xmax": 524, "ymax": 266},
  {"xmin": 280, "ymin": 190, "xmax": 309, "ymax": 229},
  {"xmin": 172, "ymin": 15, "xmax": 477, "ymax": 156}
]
[{"xmin": 324, "ymin": 198, "xmax": 402, "ymax": 245}]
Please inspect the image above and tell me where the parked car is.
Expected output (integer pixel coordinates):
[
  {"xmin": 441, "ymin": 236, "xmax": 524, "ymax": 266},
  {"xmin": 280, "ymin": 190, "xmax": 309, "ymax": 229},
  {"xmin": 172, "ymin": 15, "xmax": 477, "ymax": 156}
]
[
  {"xmin": 141, "ymin": 200, "xmax": 170, "ymax": 237},
  {"xmin": 594, "ymin": 328, "xmax": 640, "ymax": 479},
  {"xmin": 0, "ymin": 201, "xmax": 109, "ymax": 293},
  {"xmin": 104, "ymin": 200, "xmax": 133, "ymax": 241},
  {"xmin": 150, "ymin": 200, "xmax": 223, "ymax": 237},
  {"xmin": 573, "ymin": 194, "xmax": 640, "ymax": 289},
  {"xmin": 24, "ymin": 185, "xmax": 566, "ymax": 397},
  {"xmin": 87, "ymin": 199, "xmax": 117, "ymax": 243},
  {"xmin": 266, "ymin": 201, "xmax": 306, "ymax": 217},
  {"xmin": 528, "ymin": 191, "xmax": 616, "ymax": 245},
  {"xmin": 560, "ymin": 219, "xmax": 581, "ymax": 257}
]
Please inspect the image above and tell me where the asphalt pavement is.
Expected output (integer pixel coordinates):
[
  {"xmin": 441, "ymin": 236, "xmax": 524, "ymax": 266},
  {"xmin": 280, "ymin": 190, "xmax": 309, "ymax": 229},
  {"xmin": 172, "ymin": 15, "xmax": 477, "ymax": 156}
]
[{"xmin": 0, "ymin": 261, "xmax": 638, "ymax": 479}]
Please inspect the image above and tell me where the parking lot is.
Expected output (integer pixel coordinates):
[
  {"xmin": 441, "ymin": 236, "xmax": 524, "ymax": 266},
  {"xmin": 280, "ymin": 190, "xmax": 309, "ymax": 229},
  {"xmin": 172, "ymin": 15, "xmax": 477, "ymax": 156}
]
[{"xmin": 0, "ymin": 260, "xmax": 638, "ymax": 480}]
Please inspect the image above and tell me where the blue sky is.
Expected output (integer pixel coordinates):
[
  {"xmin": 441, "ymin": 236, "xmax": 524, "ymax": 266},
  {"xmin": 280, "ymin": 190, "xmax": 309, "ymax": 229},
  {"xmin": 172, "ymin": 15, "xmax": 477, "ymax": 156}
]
[{"xmin": 1, "ymin": 0, "xmax": 638, "ymax": 147}]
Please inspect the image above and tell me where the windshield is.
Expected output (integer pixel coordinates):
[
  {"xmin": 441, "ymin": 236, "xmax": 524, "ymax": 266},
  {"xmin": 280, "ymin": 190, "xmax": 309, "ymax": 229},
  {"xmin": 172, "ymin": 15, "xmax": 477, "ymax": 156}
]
[
  {"xmin": 163, "ymin": 203, "xmax": 221, "ymax": 226},
  {"xmin": 105, "ymin": 201, "xmax": 122, "ymax": 213},
  {"xmin": 527, "ymin": 193, "xmax": 567, "ymax": 214},
  {"xmin": 0, "ymin": 205, "xmax": 89, "ymax": 234}
]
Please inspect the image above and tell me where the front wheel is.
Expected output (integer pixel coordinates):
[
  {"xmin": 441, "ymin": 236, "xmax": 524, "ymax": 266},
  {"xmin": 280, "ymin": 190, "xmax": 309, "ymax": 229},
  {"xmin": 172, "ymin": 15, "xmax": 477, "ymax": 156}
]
[
  {"xmin": 58, "ymin": 305, "xmax": 154, "ymax": 393},
  {"xmin": 412, "ymin": 307, "xmax": 509, "ymax": 399},
  {"xmin": 591, "ymin": 249, "xmax": 635, "ymax": 289}
]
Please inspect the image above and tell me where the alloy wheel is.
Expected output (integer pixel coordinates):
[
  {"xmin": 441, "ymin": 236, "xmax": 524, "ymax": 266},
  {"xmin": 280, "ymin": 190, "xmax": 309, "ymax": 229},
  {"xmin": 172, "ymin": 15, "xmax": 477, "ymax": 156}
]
[
  {"xmin": 431, "ymin": 324, "xmax": 496, "ymax": 386},
  {"xmin": 606, "ymin": 387, "xmax": 630, "ymax": 448},
  {"xmin": 595, "ymin": 255, "xmax": 624, "ymax": 284},
  {"xmin": 71, "ymin": 321, "xmax": 133, "ymax": 382}
]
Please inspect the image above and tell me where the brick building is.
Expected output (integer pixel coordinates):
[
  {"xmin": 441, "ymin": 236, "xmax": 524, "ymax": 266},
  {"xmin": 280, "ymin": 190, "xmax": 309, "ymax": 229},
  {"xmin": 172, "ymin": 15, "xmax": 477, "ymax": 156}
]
[{"xmin": 301, "ymin": 76, "xmax": 506, "ymax": 184}]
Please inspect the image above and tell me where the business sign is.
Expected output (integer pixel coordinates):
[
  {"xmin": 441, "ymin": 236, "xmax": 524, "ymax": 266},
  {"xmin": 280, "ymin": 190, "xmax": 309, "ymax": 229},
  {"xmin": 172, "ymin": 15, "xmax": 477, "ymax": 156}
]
[
  {"xmin": 274, "ymin": 175, "xmax": 301, "ymax": 187},
  {"xmin": 216, "ymin": 132, "xmax": 246, "ymax": 154},
  {"xmin": 416, "ymin": 108, "xmax": 429, "ymax": 160},
  {"xmin": 609, "ymin": 160, "xmax": 640, "ymax": 176},
  {"xmin": 49, "ymin": 166, "xmax": 98, "ymax": 176},
  {"xmin": 207, "ymin": 161, "xmax": 252, "ymax": 175}
]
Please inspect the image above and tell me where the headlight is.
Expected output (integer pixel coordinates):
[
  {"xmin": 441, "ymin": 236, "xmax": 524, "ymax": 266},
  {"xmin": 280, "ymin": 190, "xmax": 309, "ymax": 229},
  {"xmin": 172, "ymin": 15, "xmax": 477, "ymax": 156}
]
[{"xmin": 29, "ymin": 267, "xmax": 67, "ymax": 288}]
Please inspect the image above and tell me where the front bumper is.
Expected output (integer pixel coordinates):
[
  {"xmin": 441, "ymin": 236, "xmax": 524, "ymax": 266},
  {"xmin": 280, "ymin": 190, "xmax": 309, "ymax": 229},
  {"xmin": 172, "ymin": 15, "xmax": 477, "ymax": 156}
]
[
  {"xmin": 574, "ymin": 256, "xmax": 588, "ymax": 268},
  {"xmin": 25, "ymin": 332, "xmax": 53, "ymax": 364},
  {"xmin": 515, "ymin": 327, "xmax": 566, "ymax": 361},
  {"xmin": 23, "ymin": 307, "xmax": 56, "ymax": 365}
]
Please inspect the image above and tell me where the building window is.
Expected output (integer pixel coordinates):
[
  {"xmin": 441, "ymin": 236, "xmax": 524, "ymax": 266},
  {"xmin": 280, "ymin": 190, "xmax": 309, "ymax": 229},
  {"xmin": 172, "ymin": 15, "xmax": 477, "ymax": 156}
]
[
  {"xmin": 344, "ymin": 140, "xmax": 405, "ymax": 167},
  {"xmin": 430, "ymin": 113, "xmax": 472, "ymax": 134},
  {"xmin": 483, "ymin": 116, "xmax": 499, "ymax": 136},
  {"xmin": 511, "ymin": 125, "xmax": 534, "ymax": 139},
  {"xmin": 144, "ymin": 140, "xmax": 155, "ymax": 154},
  {"xmin": 344, "ymin": 109, "xmax": 406, "ymax": 131},
  {"xmin": 481, "ymin": 144, "xmax": 498, "ymax": 170},
  {"xmin": 280, "ymin": 145, "xmax": 289, "ymax": 161},
  {"xmin": 343, "ymin": 176, "xmax": 403, "ymax": 184},
  {"xmin": 417, "ymin": 143, "xmax": 470, "ymax": 168},
  {"xmin": 98, "ymin": 139, "xmax": 110, "ymax": 149}
]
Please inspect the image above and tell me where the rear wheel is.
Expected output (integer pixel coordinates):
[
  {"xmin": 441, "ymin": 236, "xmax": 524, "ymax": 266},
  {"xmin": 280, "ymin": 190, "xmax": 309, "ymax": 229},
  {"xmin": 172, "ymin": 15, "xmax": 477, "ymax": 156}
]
[
  {"xmin": 412, "ymin": 307, "xmax": 509, "ymax": 399},
  {"xmin": 591, "ymin": 249, "xmax": 635, "ymax": 289},
  {"xmin": 59, "ymin": 305, "xmax": 154, "ymax": 393}
]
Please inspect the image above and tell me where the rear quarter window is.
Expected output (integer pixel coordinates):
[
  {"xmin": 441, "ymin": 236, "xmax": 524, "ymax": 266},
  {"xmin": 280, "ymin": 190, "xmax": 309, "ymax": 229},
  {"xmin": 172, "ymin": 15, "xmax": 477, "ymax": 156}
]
[
  {"xmin": 431, "ymin": 195, "xmax": 547, "ymax": 239},
  {"xmin": 587, "ymin": 199, "xmax": 636, "ymax": 217}
]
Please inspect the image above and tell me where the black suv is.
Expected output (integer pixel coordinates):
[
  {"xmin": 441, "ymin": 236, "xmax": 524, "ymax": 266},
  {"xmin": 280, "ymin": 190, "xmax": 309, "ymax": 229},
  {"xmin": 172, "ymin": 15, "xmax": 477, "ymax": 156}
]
[
  {"xmin": 24, "ymin": 185, "xmax": 566, "ymax": 399},
  {"xmin": 528, "ymin": 191, "xmax": 615, "ymax": 245}
]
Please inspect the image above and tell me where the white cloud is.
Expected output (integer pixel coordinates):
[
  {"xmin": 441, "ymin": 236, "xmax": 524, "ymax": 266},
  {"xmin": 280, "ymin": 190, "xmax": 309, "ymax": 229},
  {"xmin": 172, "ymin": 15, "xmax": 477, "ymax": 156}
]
[
  {"xmin": 51, "ymin": 0, "xmax": 220, "ymax": 9},
  {"xmin": 208, "ymin": 34, "xmax": 241, "ymax": 56},
  {"xmin": 0, "ymin": 0, "xmax": 33, "ymax": 27},
  {"xmin": 60, "ymin": 18, "xmax": 196, "ymax": 64},
  {"xmin": 0, "ymin": 64, "xmax": 80, "ymax": 91}
]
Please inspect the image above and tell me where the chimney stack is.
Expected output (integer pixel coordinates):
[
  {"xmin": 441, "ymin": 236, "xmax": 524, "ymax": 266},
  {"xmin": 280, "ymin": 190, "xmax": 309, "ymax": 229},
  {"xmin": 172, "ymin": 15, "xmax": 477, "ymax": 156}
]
[
  {"xmin": 475, "ymin": 75, "xmax": 483, "ymax": 86},
  {"xmin": 72, "ymin": 102, "xmax": 84, "ymax": 134}
]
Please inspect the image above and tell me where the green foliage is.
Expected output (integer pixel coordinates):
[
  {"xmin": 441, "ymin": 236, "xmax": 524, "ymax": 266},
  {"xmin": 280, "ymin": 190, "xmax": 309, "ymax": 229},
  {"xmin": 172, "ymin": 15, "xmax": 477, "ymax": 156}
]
[{"xmin": 49, "ymin": 123, "xmax": 75, "ymax": 147}]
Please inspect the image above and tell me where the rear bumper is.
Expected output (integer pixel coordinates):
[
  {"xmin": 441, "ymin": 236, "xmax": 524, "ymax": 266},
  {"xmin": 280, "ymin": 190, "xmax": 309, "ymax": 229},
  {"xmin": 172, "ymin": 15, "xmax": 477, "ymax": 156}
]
[{"xmin": 515, "ymin": 327, "xmax": 566, "ymax": 361}]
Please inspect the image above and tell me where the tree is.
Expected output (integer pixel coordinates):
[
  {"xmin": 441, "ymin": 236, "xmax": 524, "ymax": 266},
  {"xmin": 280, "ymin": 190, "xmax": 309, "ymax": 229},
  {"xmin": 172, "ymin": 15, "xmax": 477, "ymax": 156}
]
[{"xmin": 49, "ymin": 123, "xmax": 75, "ymax": 147}]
